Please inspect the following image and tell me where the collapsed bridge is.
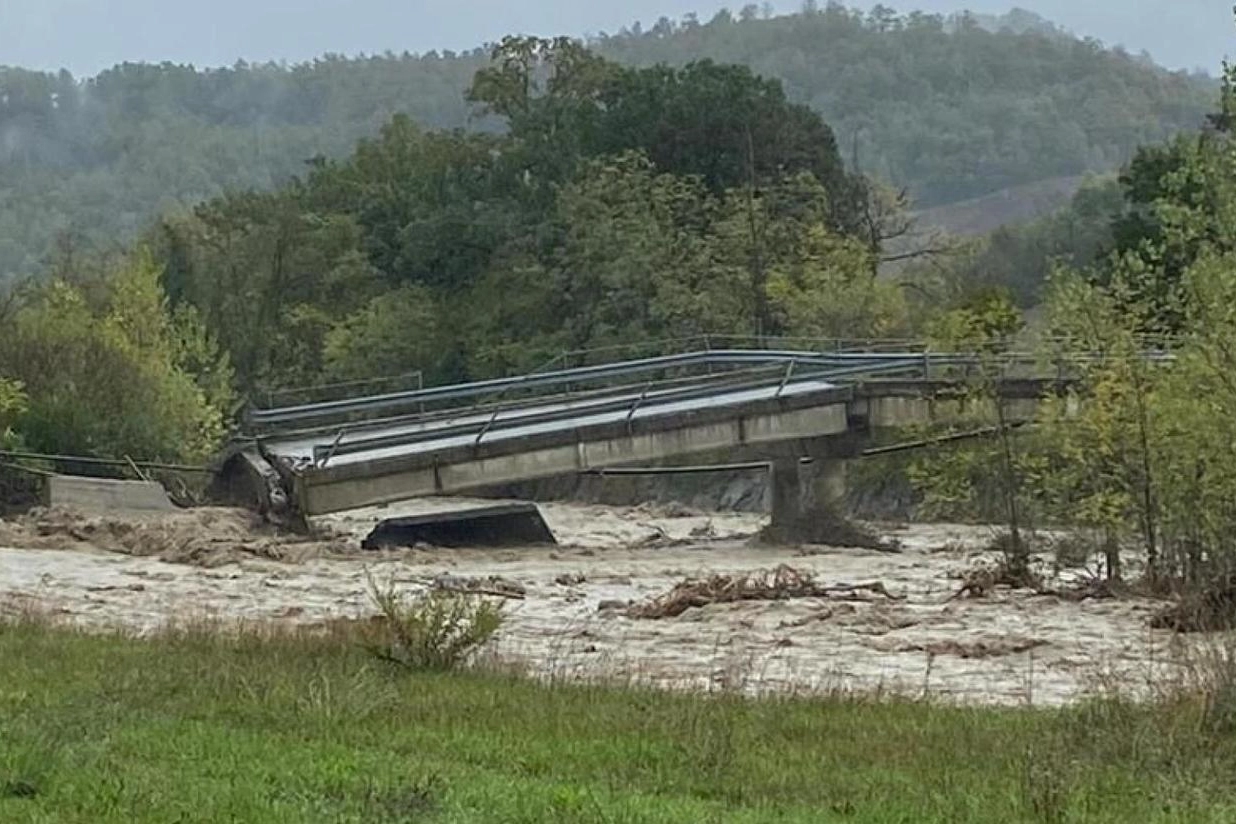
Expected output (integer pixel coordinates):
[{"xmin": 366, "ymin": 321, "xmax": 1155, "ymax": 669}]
[{"xmin": 216, "ymin": 340, "xmax": 1110, "ymax": 537}]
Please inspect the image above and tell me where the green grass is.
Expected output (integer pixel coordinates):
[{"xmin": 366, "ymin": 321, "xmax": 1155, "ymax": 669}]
[{"xmin": 2, "ymin": 619, "xmax": 1235, "ymax": 823}]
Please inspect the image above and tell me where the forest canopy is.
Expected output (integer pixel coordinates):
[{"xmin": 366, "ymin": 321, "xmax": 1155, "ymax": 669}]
[{"xmin": 0, "ymin": 5, "xmax": 1214, "ymax": 284}]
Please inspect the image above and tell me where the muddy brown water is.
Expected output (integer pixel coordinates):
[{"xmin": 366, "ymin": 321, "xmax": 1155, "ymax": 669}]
[{"xmin": 0, "ymin": 499, "xmax": 1190, "ymax": 706}]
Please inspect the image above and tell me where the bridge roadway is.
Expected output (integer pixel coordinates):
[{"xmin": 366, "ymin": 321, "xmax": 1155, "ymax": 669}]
[
  {"xmin": 264, "ymin": 375, "xmax": 843, "ymax": 470},
  {"xmin": 227, "ymin": 347, "xmax": 1074, "ymax": 529}
]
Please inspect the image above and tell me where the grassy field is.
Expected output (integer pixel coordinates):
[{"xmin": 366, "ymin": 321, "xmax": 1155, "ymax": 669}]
[{"xmin": 2, "ymin": 618, "xmax": 1235, "ymax": 823}]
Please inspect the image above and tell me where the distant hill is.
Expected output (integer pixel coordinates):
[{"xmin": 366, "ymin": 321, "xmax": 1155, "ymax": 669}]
[
  {"xmin": 600, "ymin": 8, "xmax": 1213, "ymax": 205},
  {"xmin": 914, "ymin": 175, "xmax": 1087, "ymax": 237},
  {"xmin": 967, "ymin": 7, "xmax": 1067, "ymax": 38},
  {"xmin": 0, "ymin": 6, "xmax": 1216, "ymax": 282}
]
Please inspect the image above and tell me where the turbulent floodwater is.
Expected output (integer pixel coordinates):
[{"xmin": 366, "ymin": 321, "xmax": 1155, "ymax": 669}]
[{"xmin": 0, "ymin": 499, "xmax": 1187, "ymax": 706}]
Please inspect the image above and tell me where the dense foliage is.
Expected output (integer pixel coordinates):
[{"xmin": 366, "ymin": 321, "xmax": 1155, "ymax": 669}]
[
  {"xmin": 603, "ymin": 6, "xmax": 1212, "ymax": 204},
  {"xmin": 0, "ymin": 6, "xmax": 1212, "ymax": 283},
  {"xmin": 0, "ymin": 39, "xmax": 906, "ymax": 461},
  {"xmin": 150, "ymin": 40, "xmax": 903, "ymax": 397},
  {"xmin": 908, "ymin": 55, "xmax": 1236, "ymax": 588},
  {"xmin": 0, "ymin": 251, "xmax": 231, "ymax": 463}
]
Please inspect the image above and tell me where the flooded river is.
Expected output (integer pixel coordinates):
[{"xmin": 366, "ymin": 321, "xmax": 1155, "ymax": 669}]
[{"xmin": 0, "ymin": 499, "xmax": 1186, "ymax": 706}]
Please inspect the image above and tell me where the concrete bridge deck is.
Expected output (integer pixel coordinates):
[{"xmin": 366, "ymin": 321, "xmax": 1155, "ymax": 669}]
[
  {"xmin": 218, "ymin": 346, "xmax": 1096, "ymax": 534},
  {"xmin": 290, "ymin": 380, "xmax": 854, "ymax": 516},
  {"xmin": 266, "ymin": 372, "xmax": 844, "ymax": 469}
]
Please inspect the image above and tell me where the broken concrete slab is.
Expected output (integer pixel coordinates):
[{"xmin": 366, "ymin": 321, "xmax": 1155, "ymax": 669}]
[
  {"xmin": 43, "ymin": 475, "xmax": 176, "ymax": 514},
  {"xmin": 361, "ymin": 503, "xmax": 557, "ymax": 550}
]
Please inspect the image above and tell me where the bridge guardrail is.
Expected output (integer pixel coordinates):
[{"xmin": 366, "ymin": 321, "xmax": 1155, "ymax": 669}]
[
  {"xmin": 249, "ymin": 336, "xmax": 943, "ymax": 418},
  {"xmin": 246, "ymin": 350, "xmax": 856, "ymax": 430},
  {"xmin": 246, "ymin": 349, "xmax": 1058, "ymax": 432},
  {"xmin": 267, "ymin": 361, "xmax": 788, "ymax": 445},
  {"xmin": 305, "ymin": 355, "xmax": 1033, "ymax": 467},
  {"xmin": 243, "ymin": 342, "xmax": 1177, "ymax": 452}
]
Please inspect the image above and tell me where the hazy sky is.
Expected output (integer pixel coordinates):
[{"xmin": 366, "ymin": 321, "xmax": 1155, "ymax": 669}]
[{"xmin": 1, "ymin": 1, "xmax": 1229, "ymax": 77}]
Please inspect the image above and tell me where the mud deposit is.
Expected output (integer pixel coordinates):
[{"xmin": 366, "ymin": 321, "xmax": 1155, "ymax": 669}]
[{"xmin": 0, "ymin": 500, "xmax": 1185, "ymax": 706}]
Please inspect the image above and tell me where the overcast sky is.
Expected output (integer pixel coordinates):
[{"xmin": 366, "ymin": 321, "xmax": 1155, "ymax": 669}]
[{"xmin": 0, "ymin": 1, "xmax": 1228, "ymax": 77}]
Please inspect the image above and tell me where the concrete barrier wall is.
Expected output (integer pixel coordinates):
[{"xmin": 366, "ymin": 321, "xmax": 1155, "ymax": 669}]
[{"xmin": 43, "ymin": 475, "xmax": 176, "ymax": 513}]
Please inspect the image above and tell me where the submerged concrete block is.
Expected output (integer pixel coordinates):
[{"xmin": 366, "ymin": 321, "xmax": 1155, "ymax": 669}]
[
  {"xmin": 43, "ymin": 475, "xmax": 176, "ymax": 513},
  {"xmin": 361, "ymin": 503, "xmax": 557, "ymax": 549}
]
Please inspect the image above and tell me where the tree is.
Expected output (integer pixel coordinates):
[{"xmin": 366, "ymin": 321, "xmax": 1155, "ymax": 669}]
[
  {"xmin": 853, "ymin": 178, "xmax": 952, "ymax": 276},
  {"xmin": 322, "ymin": 286, "xmax": 446, "ymax": 384},
  {"xmin": 305, "ymin": 116, "xmax": 522, "ymax": 293},
  {"xmin": 765, "ymin": 224, "xmax": 906, "ymax": 340},
  {"xmin": 593, "ymin": 60, "xmax": 857, "ymax": 225},
  {"xmin": 911, "ymin": 290, "xmax": 1041, "ymax": 578},
  {"xmin": 157, "ymin": 190, "xmax": 381, "ymax": 395},
  {"xmin": 461, "ymin": 257, "xmax": 566, "ymax": 379},
  {"xmin": 469, "ymin": 41, "xmax": 861, "ymax": 232},
  {"xmin": 1039, "ymin": 270, "xmax": 1163, "ymax": 580},
  {"xmin": 538, "ymin": 152, "xmax": 749, "ymax": 351},
  {"xmin": 0, "ymin": 250, "xmax": 231, "ymax": 462},
  {"xmin": 467, "ymin": 37, "xmax": 619, "ymax": 198},
  {"xmin": 1101, "ymin": 65, "xmax": 1236, "ymax": 332},
  {"xmin": 1149, "ymin": 251, "xmax": 1236, "ymax": 582}
]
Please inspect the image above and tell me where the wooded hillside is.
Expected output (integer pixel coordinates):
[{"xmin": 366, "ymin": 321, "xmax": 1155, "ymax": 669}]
[{"xmin": 0, "ymin": 6, "xmax": 1213, "ymax": 282}]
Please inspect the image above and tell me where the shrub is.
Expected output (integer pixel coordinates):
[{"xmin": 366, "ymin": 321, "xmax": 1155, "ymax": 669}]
[
  {"xmin": 0, "ymin": 377, "xmax": 25, "ymax": 447},
  {"xmin": 363, "ymin": 573, "xmax": 503, "ymax": 671}
]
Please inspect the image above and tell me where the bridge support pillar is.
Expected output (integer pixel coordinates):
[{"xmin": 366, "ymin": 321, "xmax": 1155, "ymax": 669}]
[
  {"xmin": 769, "ymin": 457, "xmax": 804, "ymax": 535},
  {"xmin": 765, "ymin": 445, "xmax": 881, "ymax": 548},
  {"xmin": 768, "ymin": 457, "xmax": 846, "ymax": 538}
]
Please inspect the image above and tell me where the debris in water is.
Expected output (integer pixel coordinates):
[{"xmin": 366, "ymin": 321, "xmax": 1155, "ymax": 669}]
[
  {"xmin": 949, "ymin": 557, "xmax": 1045, "ymax": 600},
  {"xmin": 0, "ymin": 506, "xmax": 343, "ymax": 567},
  {"xmin": 883, "ymin": 638, "xmax": 1049, "ymax": 660},
  {"xmin": 1150, "ymin": 577, "xmax": 1236, "ymax": 632},
  {"xmin": 432, "ymin": 573, "xmax": 527, "ymax": 600},
  {"xmin": 628, "ymin": 565, "xmax": 904, "ymax": 620}
]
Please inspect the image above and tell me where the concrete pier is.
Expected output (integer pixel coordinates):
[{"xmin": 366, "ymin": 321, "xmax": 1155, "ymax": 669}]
[{"xmin": 765, "ymin": 436, "xmax": 878, "ymax": 547}]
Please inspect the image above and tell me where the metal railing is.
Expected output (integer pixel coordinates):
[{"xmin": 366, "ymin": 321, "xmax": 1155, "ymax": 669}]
[
  {"xmin": 246, "ymin": 348, "xmax": 1051, "ymax": 432},
  {"xmin": 298, "ymin": 352, "xmax": 1081, "ymax": 468},
  {"xmin": 239, "ymin": 337, "xmax": 1179, "ymax": 470},
  {"xmin": 307, "ymin": 362, "xmax": 848, "ymax": 465}
]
